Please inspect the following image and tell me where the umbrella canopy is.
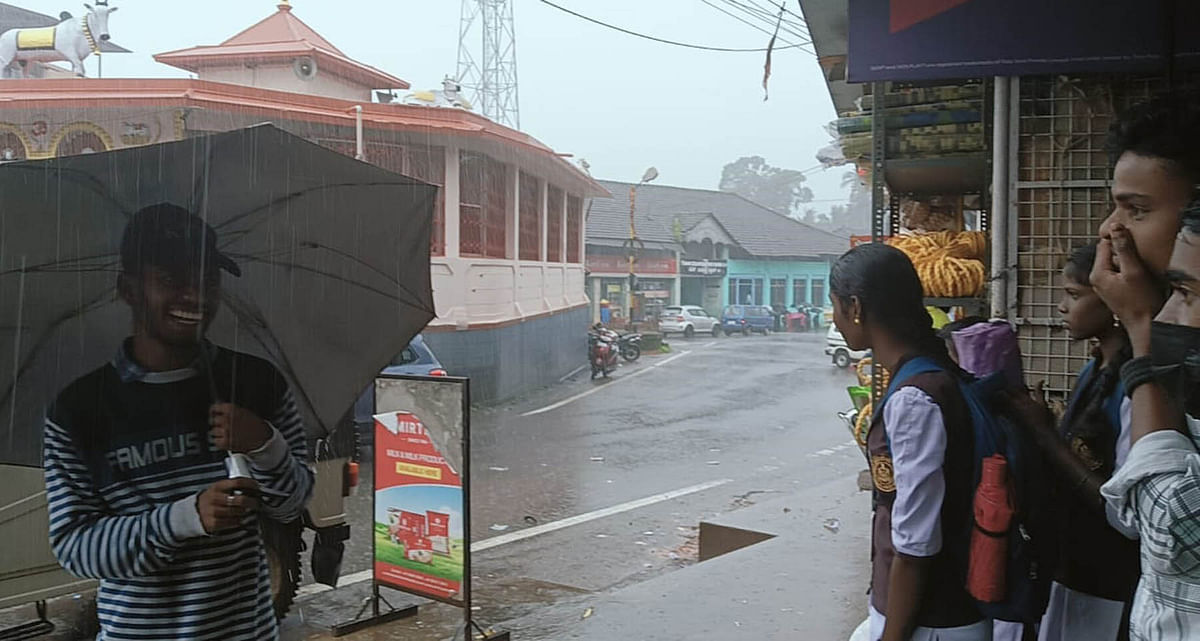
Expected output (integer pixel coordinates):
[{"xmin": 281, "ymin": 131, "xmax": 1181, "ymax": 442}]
[{"xmin": 0, "ymin": 124, "xmax": 437, "ymax": 467}]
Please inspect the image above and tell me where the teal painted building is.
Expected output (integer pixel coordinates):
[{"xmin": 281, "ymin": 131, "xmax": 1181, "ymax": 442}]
[
  {"xmin": 588, "ymin": 181, "xmax": 850, "ymax": 321},
  {"xmin": 725, "ymin": 258, "xmax": 833, "ymax": 309}
]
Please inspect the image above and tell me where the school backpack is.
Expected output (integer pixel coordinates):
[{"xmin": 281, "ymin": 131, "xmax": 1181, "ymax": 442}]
[{"xmin": 879, "ymin": 357, "xmax": 1057, "ymax": 626}]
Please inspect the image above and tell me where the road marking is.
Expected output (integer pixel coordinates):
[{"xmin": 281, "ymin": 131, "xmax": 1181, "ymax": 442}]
[
  {"xmin": 296, "ymin": 477, "xmax": 734, "ymax": 600},
  {"xmin": 520, "ymin": 350, "xmax": 693, "ymax": 417},
  {"xmin": 809, "ymin": 441, "xmax": 862, "ymax": 458},
  {"xmin": 704, "ymin": 341, "xmax": 718, "ymax": 348},
  {"xmin": 472, "ymin": 478, "xmax": 732, "ymax": 552},
  {"xmin": 558, "ymin": 364, "xmax": 589, "ymax": 382}
]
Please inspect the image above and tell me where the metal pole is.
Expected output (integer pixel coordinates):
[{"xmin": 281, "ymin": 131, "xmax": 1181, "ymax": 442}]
[
  {"xmin": 990, "ymin": 77, "xmax": 1010, "ymax": 320},
  {"xmin": 627, "ymin": 185, "xmax": 637, "ymax": 326},
  {"xmin": 870, "ymin": 82, "xmax": 887, "ymax": 243},
  {"xmin": 354, "ymin": 105, "xmax": 365, "ymax": 161}
]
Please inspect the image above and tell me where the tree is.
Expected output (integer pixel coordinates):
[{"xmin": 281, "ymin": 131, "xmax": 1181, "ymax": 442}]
[
  {"xmin": 823, "ymin": 170, "xmax": 870, "ymax": 234},
  {"xmin": 718, "ymin": 156, "xmax": 813, "ymax": 217}
]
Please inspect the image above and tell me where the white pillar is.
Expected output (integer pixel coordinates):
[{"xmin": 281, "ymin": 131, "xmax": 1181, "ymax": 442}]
[
  {"xmin": 539, "ymin": 178, "xmax": 548, "ymax": 262},
  {"xmin": 591, "ymin": 277, "xmax": 602, "ymax": 323},
  {"xmin": 559, "ymin": 189, "xmax": 569, "ymax": 263},
  {"xmin": 507, "ymin": 164, "xmax": 519, "ymax": 261},
  {"xmin": 442, "ymin": 146, "xmax": 461, "ymax": 259},
  {"xmin": 673, "ymin": 250, "xmax": 682, "ymax": 304}
]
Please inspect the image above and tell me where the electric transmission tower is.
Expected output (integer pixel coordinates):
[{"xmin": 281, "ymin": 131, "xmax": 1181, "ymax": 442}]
[{"xmin": 456, "ymin": 0, "xmax": 521, "ymax": 129}]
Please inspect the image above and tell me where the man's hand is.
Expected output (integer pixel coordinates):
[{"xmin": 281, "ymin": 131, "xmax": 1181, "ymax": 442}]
[
  {"xmin": 196, "ymin": 478, "xmax": 260, "ymax": 534},
  {"xmin": 1090, "ymin": 224, "xmax": 1162, "ymax": 354},
  {"xmin": 210, "ymin": 403, "xmax": 272, "ymax": 453}
]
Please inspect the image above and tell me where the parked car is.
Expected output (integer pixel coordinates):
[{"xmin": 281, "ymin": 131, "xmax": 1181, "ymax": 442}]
[
  {"xmin": 659, "ymin": 305, "xmax": 721, "ymax": 338},
  {"xmin": 721, "ymin": 305, "xmax": 773, "ymax": 335},
  {"xmin": 353, "ymin": 335, "xmax": 448, "ymax": 428},
  {"xmin": 825, "ymin": 325, "xmax": 869, "ymax": 368}
]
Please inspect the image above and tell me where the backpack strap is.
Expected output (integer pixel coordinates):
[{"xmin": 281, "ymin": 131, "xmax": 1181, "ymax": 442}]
[{"xmin": 878, "ymin": 356, "xmax": 945, "ymax": 414}]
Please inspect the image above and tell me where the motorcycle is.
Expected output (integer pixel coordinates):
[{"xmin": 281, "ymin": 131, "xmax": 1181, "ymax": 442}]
[
  {"xmin": 616, "ymin": 331, "xmax": 642, "ymax": 362},
  {"xmin": 588, "ymin": 329, "xmax": 620, "ymax": 379}
]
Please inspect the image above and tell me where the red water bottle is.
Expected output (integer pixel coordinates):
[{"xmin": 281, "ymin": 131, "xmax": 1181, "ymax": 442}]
[{"xmin": 967, "ymin": 454, "xmax": 1013, "ymax": 602}]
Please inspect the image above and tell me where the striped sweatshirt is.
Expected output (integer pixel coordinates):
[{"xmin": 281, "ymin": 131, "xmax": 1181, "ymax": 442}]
[{"xmin": 43, "ymin": 343, "xmax": 313, "ymax": 640}]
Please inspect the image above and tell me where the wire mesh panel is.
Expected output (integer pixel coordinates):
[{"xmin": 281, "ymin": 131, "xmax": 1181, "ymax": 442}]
[{"xmin": 1015, "ymin": 75, "xmax": 1164, "ymax": 393}]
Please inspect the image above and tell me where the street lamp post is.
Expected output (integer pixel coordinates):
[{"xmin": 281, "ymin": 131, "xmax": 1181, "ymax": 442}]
[{"xmin": 626, "ymin": 167, "xmax": 658, "ymax": 329}]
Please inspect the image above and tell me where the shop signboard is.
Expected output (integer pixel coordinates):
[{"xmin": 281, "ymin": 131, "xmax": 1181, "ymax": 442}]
[
  {"xmin": 586, "ymin": 254, "xmax": 677, "ymax": 274},
  {"xmin": 636, "ymin": 278, "xmax": 672, "ymax": 300},
  {"xmin": 373, "ymin": 376, "xmax": 470, "ymax": 607},
  {"xmin": 848, "ymin": 0, "xmax": 1199, "ymax": 82},
  {"xmin": 680, "ymin": 259, "xmax": 727, "ymax": 277}
]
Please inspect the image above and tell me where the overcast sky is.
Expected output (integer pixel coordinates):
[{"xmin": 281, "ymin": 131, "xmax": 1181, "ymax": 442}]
[{"xmin": 16, "ymin": 0, "xmax": 849, "ymax": 208}]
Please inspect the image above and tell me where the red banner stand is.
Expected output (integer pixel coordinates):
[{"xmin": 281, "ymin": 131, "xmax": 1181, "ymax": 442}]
[{"xmin": 329, "ymin": 375, "xmax": 509, "ymax": 640}]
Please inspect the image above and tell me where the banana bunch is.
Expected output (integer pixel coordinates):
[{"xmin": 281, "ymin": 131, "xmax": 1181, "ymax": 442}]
[{"xmin": 887, "ymin": 232, "xmax": 988, "ymax": 297}]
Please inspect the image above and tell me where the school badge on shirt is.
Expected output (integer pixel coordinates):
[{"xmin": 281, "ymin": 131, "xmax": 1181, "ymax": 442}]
[{"xmin": 871, "ymin": 454, "xmax": 896, "ymax": 493}]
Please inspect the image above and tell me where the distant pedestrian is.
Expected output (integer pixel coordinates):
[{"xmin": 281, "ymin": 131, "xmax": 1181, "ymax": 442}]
[{"xmin": 830, "ymin": 243, "xmax": 989, "ymax": 641}]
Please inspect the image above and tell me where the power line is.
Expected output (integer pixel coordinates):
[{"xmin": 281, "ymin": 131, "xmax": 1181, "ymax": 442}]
[
  {"xmin": 721, "ymin": 0, "xmax": 811, "ymax": 44},
  {"xmin": 723, "ymin": 0, "xmax": 810, "ymax": 41},
  {"xmin": 745, "ymin": 0, "xmax": 811, "ymax": 32},
  {"xmin": 536, "ymin": 0, "xmax": 807, "ymax": 53},
  {"xmin": 698, "ymin": 0, "xmax": 801, "ymax": 48},
  {"xmin": 705, "ymin": 0, "xmax": 813, "ymax": 55}
]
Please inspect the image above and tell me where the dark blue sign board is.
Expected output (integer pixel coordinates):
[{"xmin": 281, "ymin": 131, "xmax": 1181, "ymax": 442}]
[{"xmin": 848, "ymin": 0, "xmax": 1198, "ymax": 82}]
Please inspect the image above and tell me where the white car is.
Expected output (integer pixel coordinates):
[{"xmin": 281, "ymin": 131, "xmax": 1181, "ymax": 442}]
[
  {"xmin": 826, "ymin": 325, "xmax": 869, "ymax": 368},
  {"xmin": 659, "ymin": 305, "xmax": 721, "ymax": 338}
]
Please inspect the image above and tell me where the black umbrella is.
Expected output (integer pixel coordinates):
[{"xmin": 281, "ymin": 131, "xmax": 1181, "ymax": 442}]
[{"xmin": 0, "ymin": 124, "xmax": 438, "ymax": 467}]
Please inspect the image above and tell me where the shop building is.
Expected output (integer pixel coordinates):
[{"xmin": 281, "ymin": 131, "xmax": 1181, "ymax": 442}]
[
  {"xmin": 587, "ymin": 180, "xmax": 846, "ymax": 322},
  {"xmin": 799, "ymin": 0, "xmax": 1195, "ymax": 392}
]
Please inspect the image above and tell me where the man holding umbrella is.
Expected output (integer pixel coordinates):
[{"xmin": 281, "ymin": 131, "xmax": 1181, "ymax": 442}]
[{"xmin": 43, "ymin": 204, "xmax": 313, "ymax": 639}]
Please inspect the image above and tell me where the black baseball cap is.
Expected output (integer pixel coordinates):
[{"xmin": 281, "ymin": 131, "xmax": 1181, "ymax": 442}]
[{"xmin": 120, "ymin": 203, "xmax": 241, "ymax": 278}]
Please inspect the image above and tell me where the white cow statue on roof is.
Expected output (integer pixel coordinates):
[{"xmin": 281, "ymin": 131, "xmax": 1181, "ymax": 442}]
[
  {"xmin": 0, "ymin": 2, "xmax": 118, "ymax": 78},
  {"xmin": 400, "ymin": 76, "xmax": 473, "ymax": 111}
]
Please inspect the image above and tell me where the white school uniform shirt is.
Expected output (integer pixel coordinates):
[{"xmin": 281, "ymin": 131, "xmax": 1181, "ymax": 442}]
[{"xmin": 869, "ymin": 386, "xmax": 992, "ymax": 641}]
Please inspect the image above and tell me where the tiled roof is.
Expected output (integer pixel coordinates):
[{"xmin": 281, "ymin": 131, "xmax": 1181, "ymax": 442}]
[
  {"xmin": 154, "ymin": 3, "xmax": 407, "ymax": 89},
  {"xmin": 0, "ymin": 78, "xmax": 605, "ymax": 197},
  {"xmin": 588, "ymin": 180, "xmax": 848, "ymax": 258}
]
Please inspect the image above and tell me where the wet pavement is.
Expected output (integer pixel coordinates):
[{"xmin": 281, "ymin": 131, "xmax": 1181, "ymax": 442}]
[
  {"xmin": 285, "ymin": 332, "xmax": 868, "ymax": 640},
  {"xmin": 1, "ymin": 332, "xmax": 869, "ymax": 640}
]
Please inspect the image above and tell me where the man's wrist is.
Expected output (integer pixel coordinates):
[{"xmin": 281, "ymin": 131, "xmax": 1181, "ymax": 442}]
[
  {"xmin": 1123, "ymin": 317, "xmax": 1152, "ymax": 356},
  {"xmin": 247, "ymin": 424, "xmax": 287, "ymax": 469},
  {"xmin": 171, "ymin": 495, "xmax": 209, "ymax": 540}
]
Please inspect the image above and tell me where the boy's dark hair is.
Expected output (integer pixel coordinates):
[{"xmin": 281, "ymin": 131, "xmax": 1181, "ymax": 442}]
[
  {"xmin": 1184, "ymin": 197, "xmax": 1200, "ymax": 235},
  {"xmin": 1063, "ymin": 242, "xmax": 1099, "ymax": 287},
  {"xmin": 1107, "ymin": 89, "xmax": 1200, "ymax": 183},
  {"xmin": 119, "ymin": 203, "xmax": 240, "ymax": 278}
]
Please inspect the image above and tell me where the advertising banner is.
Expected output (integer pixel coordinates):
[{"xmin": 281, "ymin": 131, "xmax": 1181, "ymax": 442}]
[
  {"xmin": 848, "ymin": 0, "xmax": 1199, "ymax": 82},
  {"xmin": 373, "ymin": 377, "xmax": 469, "ymax": 606}
]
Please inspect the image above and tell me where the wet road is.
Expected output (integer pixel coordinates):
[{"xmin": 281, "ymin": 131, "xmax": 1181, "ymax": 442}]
[{"xmin": 285, "ymin": 331, "xmax": 867, "ymax": 640}]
